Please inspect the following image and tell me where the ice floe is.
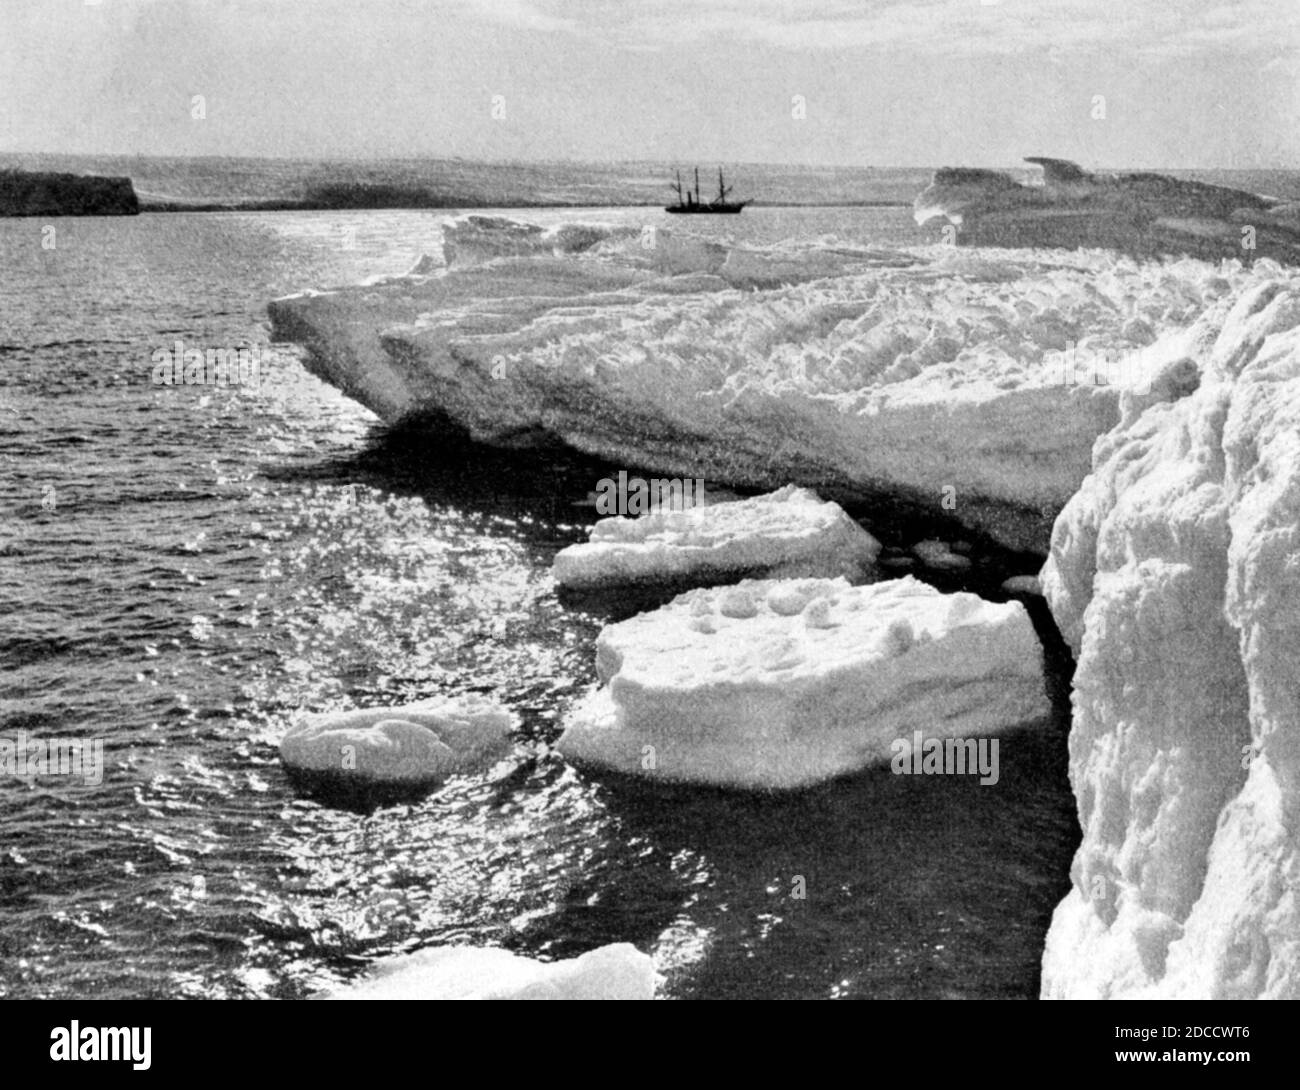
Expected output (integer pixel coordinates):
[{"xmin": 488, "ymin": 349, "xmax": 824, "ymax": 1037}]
[
  {"xmin": 280, "ymin": 695, "xmax": 517, "ymax": 793},
  {"xmin": 999, "ymin": 575, "xmax": 1042, "ymax": 597},
  {"xmin": 324, "ymin": 943, "xmax": 658, "ymax": 1000},
  {"xmin": 552, "ymin": 485, "xmax": 880, "ymax": 589},
  {"xmin": 911, "ymin": 539, "xmax": 971, "ymax": 572},
  {"xmin": 557, "ymin": 574, "xmax": 1047, "ymax": 789}
]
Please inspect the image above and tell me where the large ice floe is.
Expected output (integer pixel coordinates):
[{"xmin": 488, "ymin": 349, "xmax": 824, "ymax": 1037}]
[
  {"xmin": 1039, "ymin": 272, "xmax": 1300, "ymax": 999},
  {"xmin": 915, "ymin": 157, "xmax": 1300, "ymax": 263},
  {"xmin": 552, "ymin": 484, "xmax": 880, "ymax": 589},
  {"xmin": 280, "ymin": 695, "xmax": 517, "ymax": 795},
  {"xmin": 324, "ymin": 943, "xmax": 658, "ymax": 1000},
  {"xmin": 557, "ymin": 575, "xmax": 1047, "ymax": 789},
  {"xmin": 269, "ymin": 211, "xmax": 1283, "ymax": 553}
]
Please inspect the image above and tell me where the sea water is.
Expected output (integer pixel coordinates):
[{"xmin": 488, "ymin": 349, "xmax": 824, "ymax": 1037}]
[{"xmin": 0, "ymin": 206, "xmax": 1076, "ymax": 999}]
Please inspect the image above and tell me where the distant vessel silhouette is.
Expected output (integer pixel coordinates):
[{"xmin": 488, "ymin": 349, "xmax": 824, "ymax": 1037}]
[{"xmin": 666, "ymin": 167, "xmax": 749, "ymax": 214}]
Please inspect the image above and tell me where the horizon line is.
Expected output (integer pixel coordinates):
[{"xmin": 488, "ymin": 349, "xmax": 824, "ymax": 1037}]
[{"xmin": 3, "ymin": 150, "xmax": 1299, "ymax": 175}]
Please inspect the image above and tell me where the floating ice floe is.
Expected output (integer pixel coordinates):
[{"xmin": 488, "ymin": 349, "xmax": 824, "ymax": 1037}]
[
  {"xmin": 552, "ymin": 485, "xmax": 880, "ymax": 589},
  {"xmin": 911, "ymin": 539, "xmax": 972, "ymax": 572},
  {"xmin": 324, "ymin": 943, "xmax": 658, "ymax": 1000},
  {"xmin": 557, "ymin": 575, "xmax": 1047, "ymax": 789},
  {"xmin": 1039, "ymin": 275, "xmax": 1300, "ymax": 999},
  {"xmin": 999, "ymin": 575, "xmax": 1042, "ymax": 596},
  {"xmin": 280, "ymin": 695, "xmax": 517, "ymax": 793}
]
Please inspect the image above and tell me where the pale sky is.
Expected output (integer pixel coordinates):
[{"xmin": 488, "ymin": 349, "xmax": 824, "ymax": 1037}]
[{"xmin": 2, "ymin": 0, "xmax": 1297, "ymax": 168}]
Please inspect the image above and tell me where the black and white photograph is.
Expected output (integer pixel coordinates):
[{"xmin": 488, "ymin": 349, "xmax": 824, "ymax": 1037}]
[{"xmin": 0, "ymin": 0, "xmax": 1296, "ymax": 1049}]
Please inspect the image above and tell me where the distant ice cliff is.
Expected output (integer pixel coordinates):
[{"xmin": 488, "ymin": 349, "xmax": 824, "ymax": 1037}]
[
  {"xmin": 0, "ymin": 169, "xmax": 139, "ymax": 217},
  {"xmin": 915, "ymin": 157, "xmax": 1300, "ymax": 263}
]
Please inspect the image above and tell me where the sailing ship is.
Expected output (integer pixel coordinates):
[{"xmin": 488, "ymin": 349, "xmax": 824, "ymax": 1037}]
[{"xmin": 666, "ymin": 166, "xmax": 750, "ymax": 214}]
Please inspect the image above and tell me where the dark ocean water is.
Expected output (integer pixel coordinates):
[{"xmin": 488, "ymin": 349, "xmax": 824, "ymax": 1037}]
[{"xmin": 0, "ymin": 205, "xmax": 1078, "ymax": 1000}]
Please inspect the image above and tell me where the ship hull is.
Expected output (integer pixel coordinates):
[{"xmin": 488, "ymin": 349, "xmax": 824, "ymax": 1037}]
[{"xmin": 664, "ymin": 202, "xmax": 749, "ymax": 214}]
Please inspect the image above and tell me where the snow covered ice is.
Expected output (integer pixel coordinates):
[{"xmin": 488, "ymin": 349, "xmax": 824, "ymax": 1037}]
[
  {"xmin": 280, "ymin": 695, "xmax": 517, "ymax": 792},
  {"xmin": 552, "ymin": 484, "xmax": 880, "ymax": 589},
  {"xmin": 557, "ymin": 575, "xmax": 1047, "ymax": 789},
  {"xmin": 323, "ymin": 943, "xmax": 658, "ymax": 1000},
  {"xmin": 440, "ymin": 214, "xmax": 638, "ymax": 267},
  {"xmin": 269, "ymin": 214, "xmax": 1276, "ymax": 552},
  {"xmin": 1039, "ymin": 271, "xmax": 1300, "ymax": 999}
]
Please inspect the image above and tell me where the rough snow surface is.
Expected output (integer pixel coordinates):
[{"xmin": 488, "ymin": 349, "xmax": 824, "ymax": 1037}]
[
  {"xmin": 441, "ymin": 214, "xmax": 638, "ymax": 267},
  {"xmin": 1040, "ymin": 272, "xmax": 1300, "ymax": 999},
  {"xmin": 552, "ymin": 485, "xmax": 880, "ymax": 589},
  {"xmin": 325, "ymin": 943, "xmax": 658, "ymax": 1000},
  {"xmin": 269, "ymin": 215, "xmax": 1279, "ymax": 552},
  {"xmin": 557, "ymin": 575, "xmax": 1047, "ymax": 789},
  {"xmin": 280, "ymin": 695, "xmax": 516, "ymax": 789}
]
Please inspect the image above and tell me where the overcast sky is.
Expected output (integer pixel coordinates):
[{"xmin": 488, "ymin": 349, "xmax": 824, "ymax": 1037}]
[{"xmin": 2, "ymin": 0, "xmax": 1296, "ymax": 168}]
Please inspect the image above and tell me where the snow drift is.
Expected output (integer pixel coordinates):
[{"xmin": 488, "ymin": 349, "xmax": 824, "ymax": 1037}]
[
  {"xmin": 1039, "ymin": 272, "xmax": 1300, "ymax": 999},
  {"xmin": 557, "ymin": 575, "xmax": 1047, "ymax": 789}
]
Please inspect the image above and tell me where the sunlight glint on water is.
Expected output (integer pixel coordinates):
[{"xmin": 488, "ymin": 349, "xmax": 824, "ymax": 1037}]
[{"xmin": 0, "ymin": 206, "xmax": 1073, "ymax": 999}]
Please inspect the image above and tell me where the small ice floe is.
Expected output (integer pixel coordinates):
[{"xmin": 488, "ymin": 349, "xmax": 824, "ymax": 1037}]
[
  {"xmin": 552, "ymin": 485, "xmax": 880, "ymax": 590},
  {"xmin": 279, "ymin": 695, "xmax": 516, "ymax": 799},
  {"xmin": 878, "ymin": 553, "xmax": 916, "ymax": 571},
  {"xmin": 322, "ymin": 943, "xmax": 658, "ymax": 1000},
  {"xmin": 557, "ymin": 574, "xmax": 1047, "ymax": 789},
  {"xmin": 1000, "ymin": 574, "xmax": 1043, "ymax": 596},
  {"xmin": 912, "ymin": 538, "xmax": 972, "ymax": 571}
]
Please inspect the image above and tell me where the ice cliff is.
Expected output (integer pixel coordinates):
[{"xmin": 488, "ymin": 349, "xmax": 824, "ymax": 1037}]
[
  {"xmin": 269, "ymin": 216, "xmax": 1276, "ymax": 553},
  {"xmin": 1039, "ymin": 273, "xmax": 1300, "ymax": 999},
  {"xmin": 0, "ymin": 169, "xmax": 139, "ymax": 217},
  {"xmin": 916, "ymin": 157, "xmax": 1300, "ymax": 263}
]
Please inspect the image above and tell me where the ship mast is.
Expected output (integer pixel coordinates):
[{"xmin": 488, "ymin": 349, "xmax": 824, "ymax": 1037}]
[
  {"xmin": 694, "ymin": 167, "xmax": 700, "ymax": 207},
  {"xmin": 717, "ymin": 166, "xmax": 732, "ymax": 203}
]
